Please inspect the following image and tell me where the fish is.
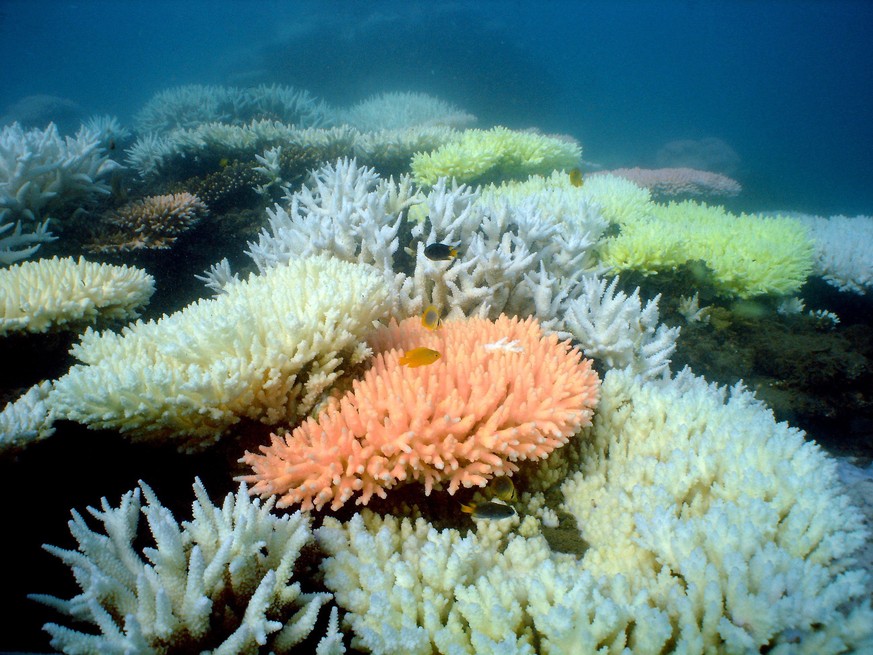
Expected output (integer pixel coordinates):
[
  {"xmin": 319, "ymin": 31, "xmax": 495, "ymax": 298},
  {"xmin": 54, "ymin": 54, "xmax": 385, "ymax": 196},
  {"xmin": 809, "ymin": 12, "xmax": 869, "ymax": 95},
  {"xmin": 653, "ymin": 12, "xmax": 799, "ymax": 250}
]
[
  {"xmin": 399, "ymin": 347, "xmax": 441, "ymax": 368},
  {"xmin": 424, "ymin": 242, "xmax": 458, "ymax": 261},
  {"xmin": 219, "ymin": 157, "xmax": 230, "ymax": 168},
  {"xmin": 421, "ymin": 304, "xmax": 442, "ymax": 331},
  {"xmin": 461, "ymin": 501, "xmax": 517, "ymax": 520},
  {"xmin": 491, "ymin": 476, "xmax": 516, "ymax": 502},
  {"xmin": 569, "ymin": 168, "xmax": 584, "ymax": 187}
]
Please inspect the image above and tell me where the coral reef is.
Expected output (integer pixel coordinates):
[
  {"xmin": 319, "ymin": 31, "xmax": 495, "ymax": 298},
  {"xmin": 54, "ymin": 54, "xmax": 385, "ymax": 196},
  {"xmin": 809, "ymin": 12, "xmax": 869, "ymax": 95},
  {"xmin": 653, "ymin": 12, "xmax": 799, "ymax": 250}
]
[
  {"xmin": 48, "ymin": 255, "xmax": 391, "ymax": 450},
  {"xmin": 794, "ymin": 213, "xmax": 873, "ymax": 294},
  {"xmin": 0, "ymin": 380, "xmax": 55, "ymax": 452},
  {"xmin": 593, "ymin": 166, "xmax": 742, "ymax": 199},
  {"xmin": 0, "ymin": 256, "xmax": 155, "ymax": 336},
  {"xmin": 86, "ymin": 192, "xmax": 208, "ymax": 252},
  {"xmin": 337, "ymin": 91, "xmax": 476, "ymax": 131},
  {"xmin": 602, "ymin": 200, "xmax": 814, "ymax": 298},
  {"xmin": 30, "ymin": 478, "xmax": 341, "ymax": 655},
  {"xmin": 410, "ymin": 126, "xmax": 581, "ymax": 187},
  {"xmin": 240, "ymin": 314, "xmax": 600, "ymax": 511},
  {"xmin": 0, "ymin": 122, "xmax": 120, "ymax": 224},
  {"xmin": 314, "ymin": 368, "xmax": 873, "ymax": 654},
  {"xmin": 133, "ymin": 84, "xmax": 332, "ymax": 133}
]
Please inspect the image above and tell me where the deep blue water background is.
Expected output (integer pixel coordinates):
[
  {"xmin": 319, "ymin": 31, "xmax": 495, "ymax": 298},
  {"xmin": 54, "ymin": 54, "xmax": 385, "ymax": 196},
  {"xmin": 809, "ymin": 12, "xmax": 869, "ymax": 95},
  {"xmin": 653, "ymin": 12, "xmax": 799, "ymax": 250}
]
[{"xmin": 1, "ymin": 0, "xmax": 871, "ymax": 213}]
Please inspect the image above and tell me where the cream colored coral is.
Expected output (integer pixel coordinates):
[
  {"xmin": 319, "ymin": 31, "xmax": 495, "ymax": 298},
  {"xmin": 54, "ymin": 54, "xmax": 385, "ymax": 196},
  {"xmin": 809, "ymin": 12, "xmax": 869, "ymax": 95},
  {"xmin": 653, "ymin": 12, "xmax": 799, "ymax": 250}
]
[
  {"xmin": 49, "ymin": 255, "xmax": 390, "ymax": 450},
  {"xmin": 0, "ymin": 256, "xmax": 154, "ymax": 336},
  {"xmin": 316, "ymin": 369, "xmax": 873, "ymax": 654},
  {"xmin": 562, "ymin": 368, "xmax": 872, "ymax": 652},
  {"xmin": 31, "ymin": 479, "xmax": 336, "ymax": 654}
]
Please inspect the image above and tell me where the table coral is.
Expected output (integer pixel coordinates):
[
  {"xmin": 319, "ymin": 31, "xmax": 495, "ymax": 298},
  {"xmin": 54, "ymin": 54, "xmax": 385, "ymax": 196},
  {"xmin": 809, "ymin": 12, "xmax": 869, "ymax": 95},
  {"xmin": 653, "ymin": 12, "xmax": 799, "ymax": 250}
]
[{"xmin": 240, "ymin": 314, "xmax": 600, "ymax": 511}]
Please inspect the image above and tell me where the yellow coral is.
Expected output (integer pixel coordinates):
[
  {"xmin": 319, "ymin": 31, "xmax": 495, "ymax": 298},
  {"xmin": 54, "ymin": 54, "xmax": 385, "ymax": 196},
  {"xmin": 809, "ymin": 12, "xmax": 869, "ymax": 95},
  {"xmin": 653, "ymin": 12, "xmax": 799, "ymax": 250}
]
[
  {"xmin": 411, "ymin": 127, "xmax": 581, "ymax": 187},
  {"xmin": 601, "ymin": 200, "xmax": 814, "ymax": 298}
]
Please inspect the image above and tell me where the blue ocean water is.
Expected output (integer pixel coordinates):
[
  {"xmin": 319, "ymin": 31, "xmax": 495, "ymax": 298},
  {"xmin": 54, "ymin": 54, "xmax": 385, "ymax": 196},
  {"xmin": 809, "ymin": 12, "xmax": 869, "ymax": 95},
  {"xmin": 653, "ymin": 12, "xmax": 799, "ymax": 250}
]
[{"xmin": 1, "ymin": 0, "xmax": 871, "ymax": 214}]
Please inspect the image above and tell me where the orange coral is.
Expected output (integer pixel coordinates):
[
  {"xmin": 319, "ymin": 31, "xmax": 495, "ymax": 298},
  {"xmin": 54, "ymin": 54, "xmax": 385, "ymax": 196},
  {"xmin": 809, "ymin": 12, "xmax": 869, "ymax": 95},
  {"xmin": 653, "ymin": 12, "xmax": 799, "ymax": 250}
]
[{"xmin": 239, "ymin": 314, "xmax": 600, "ymax": 511}]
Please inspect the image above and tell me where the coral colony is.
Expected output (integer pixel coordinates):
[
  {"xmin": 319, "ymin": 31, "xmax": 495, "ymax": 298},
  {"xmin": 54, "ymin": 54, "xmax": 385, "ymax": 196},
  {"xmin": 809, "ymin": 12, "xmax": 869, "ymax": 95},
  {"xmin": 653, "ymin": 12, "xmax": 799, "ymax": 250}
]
[{"xmin": 1, "ymin": 85, "xmax": 872, "ymax": 654}]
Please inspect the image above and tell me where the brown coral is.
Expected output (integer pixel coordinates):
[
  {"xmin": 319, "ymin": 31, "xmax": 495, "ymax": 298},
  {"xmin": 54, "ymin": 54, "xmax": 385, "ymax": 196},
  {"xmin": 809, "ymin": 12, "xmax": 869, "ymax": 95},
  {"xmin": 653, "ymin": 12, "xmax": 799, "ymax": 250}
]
[{"xmin": 87, "ymin": 192, "xmax": 207, "ymax": 252}]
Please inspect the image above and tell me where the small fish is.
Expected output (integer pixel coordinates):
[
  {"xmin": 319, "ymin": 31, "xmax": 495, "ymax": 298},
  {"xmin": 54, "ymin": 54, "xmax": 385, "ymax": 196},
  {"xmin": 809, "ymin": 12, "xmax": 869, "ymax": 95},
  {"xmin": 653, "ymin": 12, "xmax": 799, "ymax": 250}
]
[
  {"xmin": 491, "ymin": 476, "xmax": 516, "ymax": 502},
  {"xmin": 569, "ymin": 168, "xmax": 584, "ymax": 187},
  {"xmin": 399, "ymin": 347, "xmax": 441, "ymax": 368},
  {"xmin": 421, "ymin": 305, "xmax": 442, "ymax": 331},
  {"xmin": 461, "ymin": 501, "xmax": 517, "ymax": 520},
  {"xmin": 219, "ymin": 157, "xmax": 230, "ymax": 168},
  {"xmin": 108, "ymin": 138, "xmax": 116, "ymax": 151},
  {"xmin": 424, "ymin": 242, "xmax": 458, "ymax": 261}
]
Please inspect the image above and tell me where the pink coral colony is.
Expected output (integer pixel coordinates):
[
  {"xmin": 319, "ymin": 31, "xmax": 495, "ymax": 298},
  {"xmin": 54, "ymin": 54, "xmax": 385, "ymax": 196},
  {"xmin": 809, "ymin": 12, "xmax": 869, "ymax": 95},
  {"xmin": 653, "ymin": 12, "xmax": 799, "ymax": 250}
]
[{"xmin": 239, "ymin": 314, "xmax": 601, "ymax": 511}]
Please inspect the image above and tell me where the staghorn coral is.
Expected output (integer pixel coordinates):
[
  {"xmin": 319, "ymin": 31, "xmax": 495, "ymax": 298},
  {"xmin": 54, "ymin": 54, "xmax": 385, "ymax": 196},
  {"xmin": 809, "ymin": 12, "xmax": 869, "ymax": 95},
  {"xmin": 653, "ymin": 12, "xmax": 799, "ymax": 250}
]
[
  {"xmin": 30, "ymin": 478, "xmax": 342, "ymax": 655},
  {"xmin": 87, "ymin": 192, "xmax": 208, "ymax": 252},
  {"xmin": 239, "ymin": 314, "xmax": 600, "ymax": 511},
  {"xmin": 49, "ymin": 255, "xmax": 391, "ymax": 450},
  {"xmin": 593, "ymin": 166, "xmax": 742, "ymax": 199},
  {"xmin": 0, "ymin": 256, "xmax": 155, "ymax": 336},
  {"xmin": 410, "ymin": 126, "xmax": 581, "ymax": 187},
  {"xmin": 0, "ymin": 122, "xmax": 120, "ymax": 224}
]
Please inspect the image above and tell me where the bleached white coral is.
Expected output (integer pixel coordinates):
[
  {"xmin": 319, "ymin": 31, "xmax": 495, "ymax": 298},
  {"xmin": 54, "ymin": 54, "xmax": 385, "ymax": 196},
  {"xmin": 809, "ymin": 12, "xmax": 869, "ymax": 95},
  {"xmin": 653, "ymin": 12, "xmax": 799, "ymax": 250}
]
[
  {"xmin": 133, "ymin": 84, "xmax": 331, "ymax": 133},
  {"xmin": 0, "ymin": 218, "xmax": 55, "ymax": 265},
  {"xmin": 0, "ymin": 256, "xmax": 155, "ymax": 336},
  {"xmin": 677, "ymin": 291, "xmax": 711, "ymax": 323},
  {"xmin": 561, "ymin": 368, "xmax": 873, "ymax": 653},
  {"xmin": 0, "ymin": 122, "xmax": 120, "ymax": 224},
  {"xmin": 0, "ymin": 380, "xmax": 55, "ymax": 451},
  {"xmin": 564, "ymin": 276, "xmax": 680, "ymax": 378},
  {"xmin": 246, "ymin": 158, "xmax": 421, "ymax": 280},
  {"xmin": 30, "ymin": 479, "xmax": 334, "ymax": 655},
  {"xmin": 795, "ymin": 213, "xmax": 873, "ymax": 294},
  {"xmin": 49, "ymin": 255, "xmax": 390, "ymax": 450},
  {"xmin": 337, "ymin": 91, "xmax": 476, "ymax": 131}
]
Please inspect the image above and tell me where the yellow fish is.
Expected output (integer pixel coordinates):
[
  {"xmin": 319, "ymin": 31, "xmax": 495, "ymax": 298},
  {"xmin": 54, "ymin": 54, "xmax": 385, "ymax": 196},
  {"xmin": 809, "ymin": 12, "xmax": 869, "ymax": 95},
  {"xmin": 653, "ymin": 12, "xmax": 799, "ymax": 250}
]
[
  {"xmin": 219, "ymin": 157, "xmax": 230, "ymax": 168},
  {"xmin": 399, "ymin": 347, "xmax": 441, "ymax": 368},
  {"xmin": 569, "ymin": 167, "xmax": 584, "ymax": 187},
  {"xmin": 421, "ymin": 305, "xmax": 442, "ymax": 331},
  {"xmin": 491, "ymin": 476, "xmax": 516, "ymax": 502}
]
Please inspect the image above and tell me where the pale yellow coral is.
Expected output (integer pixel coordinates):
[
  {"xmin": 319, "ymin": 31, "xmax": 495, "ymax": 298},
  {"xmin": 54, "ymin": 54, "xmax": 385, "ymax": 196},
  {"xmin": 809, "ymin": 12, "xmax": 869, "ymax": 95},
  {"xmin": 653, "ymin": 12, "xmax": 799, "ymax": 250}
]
[
  {"xmin": 411, "ymin": 127, "xmax": 581, "ymax": 187},
  {"xmin": 0, "ymin": 256, "xmax": 154, "ymax": 336},
  {"xmin": 49, "ymin": 255, "xmax": 391, "ymax": 450},
  {"xmin": 602, "ymin": 200, "xmax": 815, "ymax": 297}
]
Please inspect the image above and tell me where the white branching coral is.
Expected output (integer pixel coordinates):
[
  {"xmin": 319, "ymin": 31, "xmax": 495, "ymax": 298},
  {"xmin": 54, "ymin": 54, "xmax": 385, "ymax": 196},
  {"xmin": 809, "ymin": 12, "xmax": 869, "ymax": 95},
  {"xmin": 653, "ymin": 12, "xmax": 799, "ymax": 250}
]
[
  {"xmin": 795, "ymin": 213, "xmax": 873, "ymax": 294},
  {"xmin": 49, "ymin": 255, "xmax": 391, "ymax": 450},
  {"xmin": 564, "ymin": 276, "xmax": 680, "ymax": 379},
  {"xmin": 30, "ymin": 479, "xmax": 339, "ymax": 655},
  {"xmin": 0, "ymin": 380, "xmax": 55, "ymax": 452},
  {"xmin": 0, "ymin": 256, "xmax": 155, "ymax": 336},
  {"xmin": 0, "ymin": 122, "xmax": 120, "ymax": 224}
]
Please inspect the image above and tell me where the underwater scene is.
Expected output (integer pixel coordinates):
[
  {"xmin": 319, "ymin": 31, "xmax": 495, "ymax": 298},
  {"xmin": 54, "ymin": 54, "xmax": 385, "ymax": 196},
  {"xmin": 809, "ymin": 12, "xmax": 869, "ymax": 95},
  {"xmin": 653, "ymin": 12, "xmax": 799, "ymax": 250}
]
[{"xmin": 1, "ymin": 1, "xmax": 872, "ymax": 653}]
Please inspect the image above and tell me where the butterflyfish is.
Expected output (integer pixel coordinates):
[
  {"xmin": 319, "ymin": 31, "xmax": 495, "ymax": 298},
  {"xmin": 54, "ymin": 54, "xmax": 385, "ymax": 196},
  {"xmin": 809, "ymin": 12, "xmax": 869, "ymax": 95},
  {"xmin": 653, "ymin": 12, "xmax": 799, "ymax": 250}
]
[
  {"xmin": 421, "ymin": 304, "xmax": 442, "ymax": 331},
  {"xmin": 399, "ymin": 347, "xmax": 441, "ymax": 368},
  {"xmin": 491, "ymin": 476, "xmax": 516, "ymax": 502},
  {"xmin": 424, "ymin": 242, "xmax": 458, "ymax": 261},
  {"xmin": 461, "ymin": 501, "xmax": 517, "ymax": 520},
  {"xmin": 569, "ymin": 168, "xmax": 584, "ymax": 187}
]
